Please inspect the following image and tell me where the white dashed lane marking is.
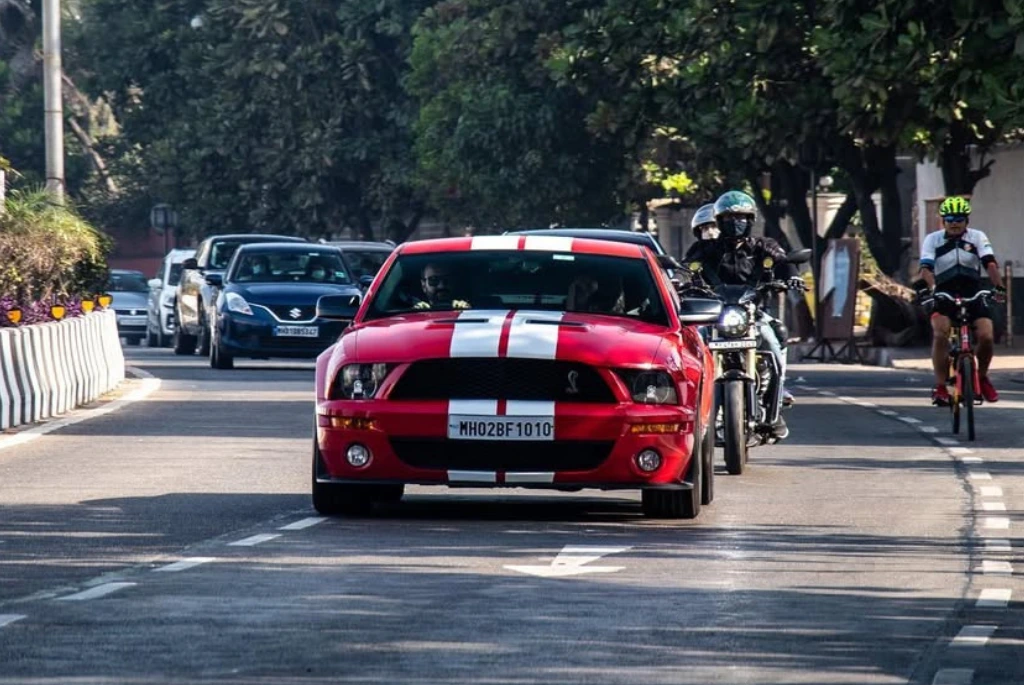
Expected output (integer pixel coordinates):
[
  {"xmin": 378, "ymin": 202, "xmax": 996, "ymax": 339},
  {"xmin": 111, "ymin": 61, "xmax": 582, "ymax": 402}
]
[
  {"xmin": 981, "ymin": 501, "xmax": 1007, "ymax": 512},
  {"xmin": 979, "ymin": 486, "xmax": 1003, "ymax": 497},
  {"xmin": 932, "ymin": 668, "xmax": 974, "ymax": 685},
  {"xmin": 968, "ymin": 472, "xmax": 992, "ymax": 481},
  {"xmin": 278, "ymin": 517, "xmax": 326, "ymax": 531},
  {"xmin": 0, "ymin": 614, "xmax": 26, "ymax": 628},
  {"xmin": 936, "ymin": 437, "xmax": 960, "ymax": 446},
  {"xmin": 154, "ymin": 557, "xmax": 216, "ymax": 573},
  {"xmin": 980, "ymin": 560, "xmax": 1013, "ymax": 575},
  {"xmin": 228, "ymin": 534, "xmax": 281, "ymax": 547},
  {"xmin": 878, "ymin": 409, "xmax": 899, "ymax": 416},
  {"xmin": 977, "ymin": 589, "xmax": 1012, "ymax": 609},
  {"xmin": 56, "ymin": 582, "xmax": 136, "ymax": 601},
  {"xmin": 951, "ymin": 625, "xmax": 997, "ymax": 647},
  {"xmin": 899, "ymin": 416, "xmax": 922, "ymax": 425},
  {"xmin": 919, "ymin": 426, "xmax": 939, "ymax": 434},
  {"xmin": 985, "ymin": 539, "xmax": 1012, "ymax": 553},
  {"xmin": 982, "ymin": 517, "xmax": 1010, "ymax": 530}
]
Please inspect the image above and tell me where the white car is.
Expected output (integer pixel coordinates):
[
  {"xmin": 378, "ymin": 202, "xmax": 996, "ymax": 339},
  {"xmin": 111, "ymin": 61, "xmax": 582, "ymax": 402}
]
[{"xmin": 147, "ymin": 248, "xmax": 196, "ymax": 347}]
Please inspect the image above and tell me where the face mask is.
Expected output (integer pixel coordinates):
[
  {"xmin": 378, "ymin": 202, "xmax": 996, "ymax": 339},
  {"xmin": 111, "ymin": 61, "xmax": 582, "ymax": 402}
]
[
  {"xmin": 719, "ymin": 216, "xmax": 751, "ymax": 238},
  {"xmin": 700, "ymin": 225, "xmax": 720, "ymax": 241}
]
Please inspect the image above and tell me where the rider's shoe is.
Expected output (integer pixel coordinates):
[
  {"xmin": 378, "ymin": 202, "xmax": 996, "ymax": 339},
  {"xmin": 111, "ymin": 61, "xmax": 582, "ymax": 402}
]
[
  {"xmin": 782, "ymin": 390, "xmax": 795, "ymax": 408},
  {"xmin": 770, "ymin": 415, "xmax": 789, "ymax": 441},
  {"xmin": 980, "ymin": 376, "xmax": 999, "ymax": 403},
  {"xmin": 932, "ymin": 385, "xmax": 951, "ymax": 406}
]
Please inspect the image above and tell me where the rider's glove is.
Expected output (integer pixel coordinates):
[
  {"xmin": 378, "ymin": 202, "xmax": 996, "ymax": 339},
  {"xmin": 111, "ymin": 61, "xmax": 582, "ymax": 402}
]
[
  {"xmin": 914, "ymin": 284, "xmax": 933, "ymax": 306},
  {"xmin": 786, "ymin": 277, "xmax": 806, "ymax": 292},
  {"xmin": 994, "ymin": 285, "xmax": 1007, "ymax": 304},
  {"xmin": 413, "ymin": 301, "xmax": 431, "ymax": 310},
  {"xmin": 452, "ymin": 299, "xmax": 471, "ymax": 310}
]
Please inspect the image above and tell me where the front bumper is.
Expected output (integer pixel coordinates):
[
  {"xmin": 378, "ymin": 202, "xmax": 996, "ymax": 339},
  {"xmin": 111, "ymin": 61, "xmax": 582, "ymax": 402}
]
[
  {"xmin": 218, "ymin": 312, "xmax": 348, "ymax": 359},
  {"xmin": 315, "ymin": 400, "xmax": 697, "ymax": 490}
]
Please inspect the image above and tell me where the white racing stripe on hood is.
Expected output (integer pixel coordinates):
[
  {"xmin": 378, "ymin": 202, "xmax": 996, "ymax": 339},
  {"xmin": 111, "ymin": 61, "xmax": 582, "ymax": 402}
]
[
  {"xmin": 449, "ymin": 310, "xmax": 510, "ymax": 357},
  {"xmin": 506, "ymin": 311, "xmax": 563, "ymax": 359}
]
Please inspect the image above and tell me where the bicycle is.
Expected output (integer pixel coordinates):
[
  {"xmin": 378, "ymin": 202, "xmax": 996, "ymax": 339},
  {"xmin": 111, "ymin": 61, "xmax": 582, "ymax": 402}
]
[{"xmin": 931, "ymin": 290, "xmax": 992, "ymax": 441}]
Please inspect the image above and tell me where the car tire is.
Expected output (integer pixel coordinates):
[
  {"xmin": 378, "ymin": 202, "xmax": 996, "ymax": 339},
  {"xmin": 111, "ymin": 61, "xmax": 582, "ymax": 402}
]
[
  {"xmin": 196, "ymin": 311, "xmax": 211, "ymax": 357},
  {"xmin": 146, "ymin": 327, "xmax": 158, "ymax": 347},
  {"xmin": 125, "ymin": 336, "xmax": 142, "ymax": 346},
  {"xmin": 173, "ymin": 323, "xmax": 197, "ymax": 356},
  {"xmin": 209, "ymin": 326, "xmax": 234, "ymax": 370},
  {"xmin": 311, "ymin": 435, "xmax": 375, "ymax": 516},
  {"xmin": 641, "ymin": 418, "xmax": 702, "ymax": 519}
]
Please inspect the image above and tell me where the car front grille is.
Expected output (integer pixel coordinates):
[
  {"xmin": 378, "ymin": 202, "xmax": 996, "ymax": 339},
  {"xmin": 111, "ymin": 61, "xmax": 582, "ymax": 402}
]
[
  {"xmin": 264, "ymin": 304, "xmax": 315, "ymax": 321},
  {"xmin": 388, "ymin": 358, "xmax": 616, "ymax": 403},
  {"xmin": 389, "ymin": 438, "xmax": 613, "ymax": 471}
]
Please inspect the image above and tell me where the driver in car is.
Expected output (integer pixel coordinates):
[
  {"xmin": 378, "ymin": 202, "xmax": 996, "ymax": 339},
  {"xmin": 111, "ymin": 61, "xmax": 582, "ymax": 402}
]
[{"xmin": 414, "ymin": 263, "xmax": 471, "ymax": 310}]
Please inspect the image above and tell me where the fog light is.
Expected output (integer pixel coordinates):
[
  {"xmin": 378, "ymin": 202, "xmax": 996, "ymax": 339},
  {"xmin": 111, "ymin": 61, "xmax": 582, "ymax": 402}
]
[
  {"xmin": 346, "ymin": 444, "xmax": 371, "ymax": 467},
  {"xmin": 635, "ymin": 449, "xmax": 662, "ymax": 473}
]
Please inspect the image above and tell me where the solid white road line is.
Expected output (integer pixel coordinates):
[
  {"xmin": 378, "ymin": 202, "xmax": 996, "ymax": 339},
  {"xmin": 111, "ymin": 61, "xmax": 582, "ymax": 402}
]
[
  {"xmin": 0, "ymin": 614, "xmax": 26, "ymax": 628},
  {"xmin": 56, "ymin": 582, "xmax": 136, "ymax": 601},
  {"xmin": 227, "ymin": 534, "xmax": 281, "ymax": 547},
  {"xmin": 984, "ymin": 539, "xmax": 1012, "ymax": 553},
  {"xmin": 981, "ymin": 502, "xmax": 1007, "ymax": 512},
  {"xmin": 154, "ymin": 557, "xmax": 216, "ymax": 573},
  {"xmin": 932, "ymin": 669, "xmax": 974, "ymax": 685},
  {"xmin": 951, "ymin": 625, "xmax": 997, "ymax": 647},
  {"xmin": 980, "ymin": 560, "xmax": 1013, "ymax": 575},
  {"xmin": 278, "ymin": 517, "xmax": 326, "ymax": 531},
  {"xmin": 976, "ymin": 589, "xmax": 1012, "ymax": 609},
  {"xmin": 979, "ymin": 486, "xmax": 1004, "ymax": 498}
]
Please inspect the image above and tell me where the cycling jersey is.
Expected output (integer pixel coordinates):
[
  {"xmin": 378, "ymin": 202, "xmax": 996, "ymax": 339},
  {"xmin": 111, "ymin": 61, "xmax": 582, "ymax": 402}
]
[{"xmin": 919, "ymin": 228, "xmax": 996, "ymax": 293}]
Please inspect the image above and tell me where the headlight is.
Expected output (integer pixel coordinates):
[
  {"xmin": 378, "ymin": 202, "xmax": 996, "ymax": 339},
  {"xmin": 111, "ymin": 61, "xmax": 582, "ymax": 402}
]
[
  {"xmin": 225, "ymin": 292, "xmax": 253, "ymax": 316},
  {"xmin": 334, "ymin": 363, "xmax": 393, "ymax": 399},
  {"xmin": 716, "ymin": 305, "xmax": 749, "ymax": 338},
  {"xmin": 616, "ymin": 369, "xmax": 679, "ymax": 404}
]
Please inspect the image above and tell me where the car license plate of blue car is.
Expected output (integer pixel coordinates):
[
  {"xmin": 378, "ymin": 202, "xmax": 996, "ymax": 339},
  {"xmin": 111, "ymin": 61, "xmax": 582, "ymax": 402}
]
[
  {"xmin": 447, "ymin": 416, "xmax": 554, "ymax": 441},
  {"xmin": 275, "ymin": 325, "xmax": 318, "ymax": 338}
]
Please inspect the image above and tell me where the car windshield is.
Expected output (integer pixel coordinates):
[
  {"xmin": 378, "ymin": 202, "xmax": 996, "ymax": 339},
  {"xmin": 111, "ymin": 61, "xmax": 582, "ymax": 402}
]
[
  {"xmin": 167, "ymin": 263, "xmax": 185, "ymax": 286},
  {"xmin": 366, "ymin": 250, "xmax": 668, "ymax": 325},
  {"xmin": 231, "ymin": 250, "xmax": 352, "ymax": 284},
  {"xmin": 107, "ymin": 273, "xmax": 148, "ymax": 292},
  {"xmin": 342, "ymin": 249, "xmax": 391, "ymax": 279}
]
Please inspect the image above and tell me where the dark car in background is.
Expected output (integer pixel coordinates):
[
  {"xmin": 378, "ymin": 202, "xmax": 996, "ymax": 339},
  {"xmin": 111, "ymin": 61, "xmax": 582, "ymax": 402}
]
[
  {"xmin": 107, "ymin": 269, "xmax": 151, "ymax": 345},
  {"xmin": 175, "ymin": 233, "xmax": 307, "ymax": 356},
  {"xmin": 204, "ymin": 243, "xmax": 363, "ymax": 369},
  {"xmin": 325, "ymin": 240, "xmax": 395, "ymax": 289}
]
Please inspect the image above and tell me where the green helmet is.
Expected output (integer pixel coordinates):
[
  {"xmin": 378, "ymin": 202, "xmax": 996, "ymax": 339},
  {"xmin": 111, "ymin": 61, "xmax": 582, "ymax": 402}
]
[
  {"xmin": 713, "ymin": 190, "xmax": 758, "ymax": 218},
  {"xmin": 939, "ymin": 196, "xmax": 971, "ymax": 216},
  {"xmin": 713, "ymin": 191, "xmax": 757, "ymax": 239}
]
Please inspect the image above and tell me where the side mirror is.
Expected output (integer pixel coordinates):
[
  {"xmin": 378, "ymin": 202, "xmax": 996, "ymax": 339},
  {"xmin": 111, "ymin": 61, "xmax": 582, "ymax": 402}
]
[
  {"xmin": 204, "ymin": 273, "xmax": 223, "ymax": 287},
  {"xmin": 182, "ymin": 257, "xmax": 199, "ymax": 271},
  {"xmin": 678, "ymin": 297, "xmax": 722, "ymax": 324},
  {"xmin": 358, "ymin": 274, "xmax": 375, "ymax": 289},
  {"xmin": 148, "ymin": 278, "xmax": 162, "ymax": 289},
  {"xmin": 657, "ymin": 254, "xmax": 682, "ymax": 271},
  {"xmin": 786, "ymin": 248, "xmax": 812, "ymax": 264},
  {"xmin": 317, "ymin": 293, "xmax": 361, "ymax": 321}
]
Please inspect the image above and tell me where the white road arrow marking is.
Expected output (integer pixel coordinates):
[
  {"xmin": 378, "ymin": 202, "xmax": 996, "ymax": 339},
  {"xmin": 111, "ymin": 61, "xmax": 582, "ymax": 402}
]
[{"xmin": 505, "ymin": 545, "xmax": 631, "ymax": 578}]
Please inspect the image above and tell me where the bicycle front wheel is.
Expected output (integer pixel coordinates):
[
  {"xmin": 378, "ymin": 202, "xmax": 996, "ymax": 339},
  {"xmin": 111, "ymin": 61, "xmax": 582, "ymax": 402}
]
[{"xmin": 960, "ymin": 355, "xmax": 976, "ymax": 441}]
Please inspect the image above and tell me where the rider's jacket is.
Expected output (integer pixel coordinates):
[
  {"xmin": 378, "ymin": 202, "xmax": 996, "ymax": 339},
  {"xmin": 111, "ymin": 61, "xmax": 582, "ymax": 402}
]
[
  {"xmin": 919, "ymin": 228, "xmax": 996, "ymax": 294},
  {"xmin": 685, "ymin": 236, "xmax": 795, "ymax": 286}
]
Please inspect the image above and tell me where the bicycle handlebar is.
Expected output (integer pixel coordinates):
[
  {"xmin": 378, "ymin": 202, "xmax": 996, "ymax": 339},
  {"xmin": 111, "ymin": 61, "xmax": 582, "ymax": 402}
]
[{"xmin": 933, "ymin": 290, "xmax": 993, "ymax": 304}]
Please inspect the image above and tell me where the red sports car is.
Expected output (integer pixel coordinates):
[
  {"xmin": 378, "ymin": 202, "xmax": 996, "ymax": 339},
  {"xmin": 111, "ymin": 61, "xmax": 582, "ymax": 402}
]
[{"xmin": 312, "ymin": 235, "xmax": 722, "ymax": 518}]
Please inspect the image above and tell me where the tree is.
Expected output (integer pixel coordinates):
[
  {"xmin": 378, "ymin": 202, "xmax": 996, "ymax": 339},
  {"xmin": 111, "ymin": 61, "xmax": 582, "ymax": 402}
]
[
  {"xmin": 407, "ymin": 0, "xmax": 643, "ymax": 231},
  {"xmin": 74, "ymin": 0, "xmax": 433, "ymax": 241}
]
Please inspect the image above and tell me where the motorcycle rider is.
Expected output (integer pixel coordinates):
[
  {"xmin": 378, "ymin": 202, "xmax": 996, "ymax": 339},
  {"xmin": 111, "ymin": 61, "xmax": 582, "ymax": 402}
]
[
  {"xmin": 685, "ymin": 203, "xmax": 719, "ymax": 260},
  {"xmin": 914, "ymin": 196, "xmax": 1006, "ymax": 405},
  {"xmin": 685, "ymin": 190, "xmax": 805, "ymax": 439}
]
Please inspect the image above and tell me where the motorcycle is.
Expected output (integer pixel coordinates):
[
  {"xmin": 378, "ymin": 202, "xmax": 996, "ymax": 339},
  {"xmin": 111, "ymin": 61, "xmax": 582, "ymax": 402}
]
[{"xmin": 681, "ymin": 248, "xmax": 810, "ymax": 475}]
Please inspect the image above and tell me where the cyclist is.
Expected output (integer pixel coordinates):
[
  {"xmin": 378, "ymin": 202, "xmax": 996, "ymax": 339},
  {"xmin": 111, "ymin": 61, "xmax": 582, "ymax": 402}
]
[{"xmin": 915, "ymin": 196, "xmax": 1006, "ymax": 405}]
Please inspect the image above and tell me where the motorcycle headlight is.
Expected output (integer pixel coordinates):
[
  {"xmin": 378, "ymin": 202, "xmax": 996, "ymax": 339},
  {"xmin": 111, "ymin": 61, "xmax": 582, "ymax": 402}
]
[
  {"xmin": 616, "ymin": 369, "xmax": 679, "ymax": 405},
  {"xmin": 716, "ymin": 305, "xmax": 749, "ymax": 338},
  {"xmin": 225, "ymin": 292, "xmax": 253, "ymax": 316},
  {"xmin": 334, "ymin": 363, "xmax": 393, "ymax": 399}
]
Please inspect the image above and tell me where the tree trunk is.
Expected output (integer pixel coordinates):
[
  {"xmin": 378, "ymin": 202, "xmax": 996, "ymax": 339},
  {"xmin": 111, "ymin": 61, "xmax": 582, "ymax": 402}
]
[
  {"xmin": 824, "ymin": 194, "xmax": 857, "ymax": 241},
  {"xmin": 748, "ymin": 170, "xmax": 791, "ymax": 252},
  {"xmin": 940, "ymin": 120, "xmax": 995, "ymax": 195},
  {"xmin": 356, "ymin": 209, "xmax": 374, "ymax": 242},
  {"xmin": 775, "ymin": 161, "xmax": 813, "ymax": 250}
]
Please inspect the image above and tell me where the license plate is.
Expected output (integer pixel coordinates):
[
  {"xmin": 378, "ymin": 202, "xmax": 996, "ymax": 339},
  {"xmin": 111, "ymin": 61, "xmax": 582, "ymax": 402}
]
[
  {"xmin": 447, "ymin": 416, "xmax": 554, "ymax": 441},
  {"xmin": 708, "ymin": 339, "xmax": 757, "ymax": 350},
  {"xmin": 118, "ymin": 316, "xmax": 147, "ymax": 326},
  {"xmin": 275, "ymin": 325, "xmax": 319, "ymax": 338}
]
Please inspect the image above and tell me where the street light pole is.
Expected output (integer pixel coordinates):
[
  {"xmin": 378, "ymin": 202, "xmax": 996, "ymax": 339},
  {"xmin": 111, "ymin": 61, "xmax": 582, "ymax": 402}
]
[{"xmin": 42, "ymin": 0, "xmax": 65, "ymax": 202}]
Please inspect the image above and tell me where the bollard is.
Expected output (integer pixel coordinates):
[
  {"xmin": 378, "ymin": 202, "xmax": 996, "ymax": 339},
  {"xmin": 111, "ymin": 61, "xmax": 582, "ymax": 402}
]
[{"xmin": 1005, "ymin": 261, "xmax": 1014, "ymax": 348}]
